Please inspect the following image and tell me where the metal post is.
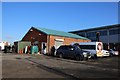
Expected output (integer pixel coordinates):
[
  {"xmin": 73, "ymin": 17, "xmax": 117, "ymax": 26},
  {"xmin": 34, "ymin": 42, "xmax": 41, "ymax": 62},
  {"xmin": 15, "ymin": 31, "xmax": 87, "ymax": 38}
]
[
  {"xmin": 96, "ymin": 32, "xmax": 100, "ymax": 42},
  {"xmin": 107, "ymin": 29, "xmax": 110, "ymax": 50}
]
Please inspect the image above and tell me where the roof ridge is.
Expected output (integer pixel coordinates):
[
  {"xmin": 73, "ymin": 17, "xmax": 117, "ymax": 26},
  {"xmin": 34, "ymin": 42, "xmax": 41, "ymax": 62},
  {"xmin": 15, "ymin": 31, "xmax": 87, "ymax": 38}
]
[{"xmin": 35, "ymin": 27, "xmax": 69, "ymax": 33}]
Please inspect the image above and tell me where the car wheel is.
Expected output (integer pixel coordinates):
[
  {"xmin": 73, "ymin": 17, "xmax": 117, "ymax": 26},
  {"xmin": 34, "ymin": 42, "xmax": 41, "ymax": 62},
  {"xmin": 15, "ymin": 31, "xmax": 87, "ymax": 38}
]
[
  {"xmin": 109, "ymin": 53, "xmax": 113, "ymax": 57},
  {"xmin": 76, "ymin": 55, "xmax": 83, "ymax": 61},
  {"xmin": 84, "ymin": 57, "xmax": 88, "ymax": 60},
  {"xmin": 59, "ymin": 53, "xmax": 63, "ymax": 58},
  {"xmin": 94, "ymin": 54, "xmax": 98, "ymax": 59}
]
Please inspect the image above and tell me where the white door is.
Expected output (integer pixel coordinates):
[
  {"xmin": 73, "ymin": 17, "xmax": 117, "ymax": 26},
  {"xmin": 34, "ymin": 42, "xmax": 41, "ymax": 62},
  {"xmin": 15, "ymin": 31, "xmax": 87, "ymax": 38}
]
[
  {"xmin": 54, "ymin": 40, "xmax": 64, "ymax": 56},
  {"xmin": 41, "ymin": 42, "xmax": 47, "ymax": 54},
  {"xmin": 55, "ymin": 41, "xmax": 63, "ymax": 49}
]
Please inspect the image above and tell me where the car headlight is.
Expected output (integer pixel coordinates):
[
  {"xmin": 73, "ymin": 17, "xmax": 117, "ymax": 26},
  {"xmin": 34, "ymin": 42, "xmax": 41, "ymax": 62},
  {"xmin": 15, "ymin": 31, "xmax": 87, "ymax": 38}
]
[
  {"xmin": 83, "ymin": 52, "xmax": 87, "ymax": 55},
  {"xmin": 83, "ymin": 52, "xmax": 87, "ymax": 57}
]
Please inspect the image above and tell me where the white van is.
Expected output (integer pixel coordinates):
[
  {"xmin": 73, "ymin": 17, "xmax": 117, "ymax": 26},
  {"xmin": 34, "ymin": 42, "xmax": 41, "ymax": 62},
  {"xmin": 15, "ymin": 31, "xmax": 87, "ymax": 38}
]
[
  {"xmin": 0, "ymin": 42, "xmax": 5, "ymax": 50},
  {"xmin": 71, "ymin": 42, "xmax": 109, "ymax": 57}
]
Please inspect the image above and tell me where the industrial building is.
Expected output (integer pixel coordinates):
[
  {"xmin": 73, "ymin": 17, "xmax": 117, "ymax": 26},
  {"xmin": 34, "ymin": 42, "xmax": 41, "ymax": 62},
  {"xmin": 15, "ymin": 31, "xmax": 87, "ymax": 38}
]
[
  {"xmin": 22, "ymin": 27, "xmax": 90, "ymax": 55},
  {"xmin": 69, "ymin": 24, "xmax": 120, "ymax": 52}
]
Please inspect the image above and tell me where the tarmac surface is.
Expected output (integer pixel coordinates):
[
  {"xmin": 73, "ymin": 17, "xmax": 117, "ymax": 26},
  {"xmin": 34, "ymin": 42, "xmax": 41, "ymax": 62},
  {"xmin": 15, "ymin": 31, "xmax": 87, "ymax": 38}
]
[{"xmin": 1, "ymin": 51, "xmax": 119, "ymax": 79}]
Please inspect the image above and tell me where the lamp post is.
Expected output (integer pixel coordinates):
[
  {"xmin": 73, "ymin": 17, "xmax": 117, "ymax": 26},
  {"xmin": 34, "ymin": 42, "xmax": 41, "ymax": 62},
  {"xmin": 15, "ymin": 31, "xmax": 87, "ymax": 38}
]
[{"xmin": 107, "ymin": 29, "xmax": 110, "ymax": 50}]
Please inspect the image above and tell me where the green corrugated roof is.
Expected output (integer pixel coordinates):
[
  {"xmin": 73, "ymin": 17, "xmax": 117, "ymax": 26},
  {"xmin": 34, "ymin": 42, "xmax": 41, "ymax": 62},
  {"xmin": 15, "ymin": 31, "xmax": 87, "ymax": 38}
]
[{"xmin": 33, "ymin": 27, "xmax": 90, "ymax": 40}]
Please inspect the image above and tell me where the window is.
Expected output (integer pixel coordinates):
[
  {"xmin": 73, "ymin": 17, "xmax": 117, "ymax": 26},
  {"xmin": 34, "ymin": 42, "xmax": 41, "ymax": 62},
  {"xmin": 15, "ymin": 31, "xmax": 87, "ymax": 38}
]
[
  {"xmin": 109, "ymin": 29, "xmax": 118, "ymax": 35},
  {"xmin": 118, "ymin": 29, "xmax": 120, "ymax": 34},
  {"xmin": 78, "ymin": 33, "xmax": 86, "ymax": 37},
  {"xmin": 87, "ymin": 32, "xmax": 96, "ymax": 38},
  {"xmin": 100, "ymin": 30, "xmax": 107, "ymax": 36},
  {"xmin": 68, "ymin": 46, "xmax": 75, "ymax": 50},
  {"xmin": 59, "ymin": 46, "xmax": 67, "ymax": 50},
  {"xmin": 80, "ymin": 45, "xmax": 96, "ymax": 50}
]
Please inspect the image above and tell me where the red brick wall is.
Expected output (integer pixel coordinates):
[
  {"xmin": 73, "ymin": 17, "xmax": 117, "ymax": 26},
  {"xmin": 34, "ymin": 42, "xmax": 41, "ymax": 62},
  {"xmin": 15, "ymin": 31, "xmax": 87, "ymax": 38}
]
[
  {"xmin": 22, "ymin": 27, "xmax": 47, "ymax": 52},
  {"xmin": 47, "ymin": 35, "xmax": 91, "ymax": 54}
]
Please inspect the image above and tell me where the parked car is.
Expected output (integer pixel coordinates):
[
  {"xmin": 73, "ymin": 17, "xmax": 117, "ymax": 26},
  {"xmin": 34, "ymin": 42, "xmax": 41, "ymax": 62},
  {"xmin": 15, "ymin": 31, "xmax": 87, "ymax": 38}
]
[
  {"xmin": 108, "ymin": 49, "xmax": 119, "ymax": 56},
  {"xmin": 102, "ymin": 50, "xmax": 110, "ymax": 57},
  {"xmin": 56, "ymin": 45, "xmax": 91, "ymax": 61}
]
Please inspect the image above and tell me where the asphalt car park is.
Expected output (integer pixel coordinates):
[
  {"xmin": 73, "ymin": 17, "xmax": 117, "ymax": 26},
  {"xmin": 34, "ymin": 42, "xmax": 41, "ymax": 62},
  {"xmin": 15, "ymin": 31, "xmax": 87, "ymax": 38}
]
[{"xmin": 1, "ymin": 51, "xmax": 119, "ymax": 79}]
